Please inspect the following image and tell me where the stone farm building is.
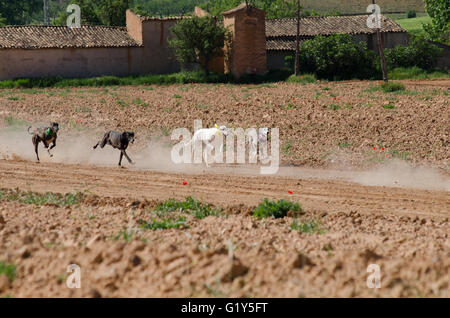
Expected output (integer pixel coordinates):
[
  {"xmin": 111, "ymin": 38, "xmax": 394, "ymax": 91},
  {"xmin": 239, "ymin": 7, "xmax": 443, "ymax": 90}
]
[{"xmin": 0, "ymin": 3, "xmax": 408, "ymax": 80}]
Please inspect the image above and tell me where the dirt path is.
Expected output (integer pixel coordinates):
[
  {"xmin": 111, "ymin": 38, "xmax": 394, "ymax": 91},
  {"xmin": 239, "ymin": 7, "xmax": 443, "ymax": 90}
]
[
  {"xmin": 1, "ymin": 159, "xmax": 449, "ymax": 298},
  {"xmin": 1, "ymin": 159, "xmax": 448, "ymax": 218}
]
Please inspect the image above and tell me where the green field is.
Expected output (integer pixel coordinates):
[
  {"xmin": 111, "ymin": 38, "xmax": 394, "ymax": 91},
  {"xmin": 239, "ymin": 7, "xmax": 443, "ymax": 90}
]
[
  {"xmin": 301, "ymin": 0, "xmax": 425, "ymax": 15},
  {"xmin": 394, "ymin": 15, "xmax": 432, "ymax": 34}
]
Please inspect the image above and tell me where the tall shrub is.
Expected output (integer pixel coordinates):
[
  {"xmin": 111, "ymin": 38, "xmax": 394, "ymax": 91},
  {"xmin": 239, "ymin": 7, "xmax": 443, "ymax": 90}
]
[
  {"xmin": 168, "ymin": 16, "xmax": 228, "ymax": 75},
  {"xmin": 385, "ymin": 35, "xmax": 443, "ymax": 71},
  {"xmin": 298, "ymin": 34, "xmax": 379, "ymax": 80}
]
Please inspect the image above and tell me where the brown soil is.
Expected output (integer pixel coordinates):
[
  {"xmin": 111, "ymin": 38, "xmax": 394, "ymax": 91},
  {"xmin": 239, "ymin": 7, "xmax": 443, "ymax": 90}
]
[
  {"xmin": 0, "ymin": 160, "xmax": 449, "ymax": 297},
  {"xmin": 0, "ymin": 79, "xmax": 449, "ymax": 297},
  {"xmin": 0, "ymin": 79, "xmax": 448, "ymax": 169}
]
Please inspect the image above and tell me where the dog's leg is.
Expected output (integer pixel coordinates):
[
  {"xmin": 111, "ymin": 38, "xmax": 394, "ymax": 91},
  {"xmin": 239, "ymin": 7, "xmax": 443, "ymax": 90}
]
[
  {"xmin": 118, "ymin": 151, "xmax": 123, "ymax": 166},
  {"xmin": 250, "ymin": 138, "xmax": 257, "ymax": 163},
  {"xmin": 94, "ymin": 133, "xmax": 109, "ymax": 149},
  {"xmin": 122, "ymin": 150, "xmax": 134, "ymax": 165},
  {"xmin": 259, "ymin": 142, "xmax": 267, "ymax": 161},
  {"xmin": 204, "ymin": 142, "xmax": 214, "ymax": 168},
  {"xmin": 33, "ymin": 138, "xmax": 40, "ymax": 162},
  {"xmin": 48, "ymin": 141, "xmax": 56, "ymax": 157}
]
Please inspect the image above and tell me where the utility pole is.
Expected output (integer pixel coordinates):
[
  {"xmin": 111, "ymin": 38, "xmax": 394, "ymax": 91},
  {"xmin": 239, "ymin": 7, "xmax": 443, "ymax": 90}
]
[
  {"xmin": 372, "ymin": 0, "xmax": 388, "ymax": 82},
  {"xmin": 43, "ymin": 0, "xmax": 49, "ymax": 25},
  {"xmin": 294, "ymin": 0, "xmax": 300, "ymax": 76}
]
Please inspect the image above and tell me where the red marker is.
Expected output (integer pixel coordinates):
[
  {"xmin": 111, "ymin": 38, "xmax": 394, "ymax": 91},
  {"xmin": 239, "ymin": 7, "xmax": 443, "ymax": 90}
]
[
  {"xmin": 381, "ymin": 147, "xmax": 385, "ymax": 151},
  {"xmin": 288, "ymin": 190, "xmax": 293, "ymax": 194},
  {"xmin": 182, "ymin": 181, "xmax": 188, "ymax": 185},
  {"xmin": 373, "ymin": 146, "xmax": 377, "ymax": 150},
  {"xmin": 386, "ymin": 154, "xmax": 389, "ymax": 158}
]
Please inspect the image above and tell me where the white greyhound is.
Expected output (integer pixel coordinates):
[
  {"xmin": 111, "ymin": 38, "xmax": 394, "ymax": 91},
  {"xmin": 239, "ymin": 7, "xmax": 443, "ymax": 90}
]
[
  {"xmin": 248, "ymin": 127, "xmax": 269, "ymax": 161},
  {"xmin": 186, "ymin": 125, "xmax": 228, "ymax": 167}
]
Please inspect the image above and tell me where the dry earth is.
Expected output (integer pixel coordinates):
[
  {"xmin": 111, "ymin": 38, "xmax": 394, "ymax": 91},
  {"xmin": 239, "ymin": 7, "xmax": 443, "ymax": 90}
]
[
  {"xmin": 0, "ymin": 79, "xmax": 448, "ymax": 169},
  {"xmin": 0, "ymin": 79, "xmax": 449, "ymax": 297}
]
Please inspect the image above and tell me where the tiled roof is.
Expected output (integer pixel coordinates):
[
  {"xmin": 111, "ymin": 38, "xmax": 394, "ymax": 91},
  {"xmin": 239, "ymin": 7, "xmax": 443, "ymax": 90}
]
[
  {"xmin": 222, "ymin": 3, "xmax": 262, "ymax": 15},
  {"xmin": 266, "ymin": 38, "xmax": 307, "ymax": 51},
  {"xmin": 128, "ymin": 9, "xmax": 187, "ymax": 21},
  {"xmin": 139, "ymin": 15, "xmax": 187, "ymax": 21},
  {"xmin": 266, "ymin": 15, "xmax": 406, "ymax": 37},
  {"xmin": 0, "ymin": 25, "xmax": 141, "ymax": 49}
]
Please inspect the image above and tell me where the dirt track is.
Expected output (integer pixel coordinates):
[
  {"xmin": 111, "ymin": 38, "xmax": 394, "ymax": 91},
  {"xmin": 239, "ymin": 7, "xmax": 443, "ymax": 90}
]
[
  {"xmin": 0, "ymin": 159, "xmax": 449, "ymax": 298},
  {"xmin": 0, "ymin": 79, "xmax": 449, "ymax": 297},
  {"xmin": 0, "ymin": 160, "xmax": 448, "ymax": 218}
]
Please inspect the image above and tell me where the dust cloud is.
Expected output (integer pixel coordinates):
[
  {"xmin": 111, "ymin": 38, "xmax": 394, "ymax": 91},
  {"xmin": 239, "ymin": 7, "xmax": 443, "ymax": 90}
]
[
  {"xmin": 350, "ymin": 159, "xmax": 450, "ymax": 191},
  {"xmin": 0, "ymin": 126, "xmax": 448, "ymax": 191}
]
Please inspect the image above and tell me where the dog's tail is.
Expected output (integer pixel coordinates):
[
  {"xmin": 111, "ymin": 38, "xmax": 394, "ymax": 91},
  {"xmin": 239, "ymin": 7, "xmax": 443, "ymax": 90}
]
[{"xmin": 27, "ymin": 126, "xmax": 34, "ymax": 135}]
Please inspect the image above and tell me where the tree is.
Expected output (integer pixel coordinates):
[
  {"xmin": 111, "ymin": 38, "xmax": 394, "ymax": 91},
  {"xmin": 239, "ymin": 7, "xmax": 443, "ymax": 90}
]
[
  {"xmin": 132, "ymin": 0, "xmax": 207, "ymax": 17},
  {"xmin": 0, "ymin": 0, "xmax": 42, "ymax": 25},
  {"xmin": 294, "ymin": 0, "xmax": 300, "ymax": 76},
  {"xmin": 385, "ymin": 35, "xmax": 443, "ymax": 71},
  {"xmin": 168, "ymin": 16, "xmax": 228, "ymax": 75},
  {"xmin": 52, "ymin": 0, "xmax": 132, "ymax": 26},
  {"xmin": 298, "ymin": 34, "xmax": 379, "ymax": 80},
  {"xmin": 97, "ymin": 0, "xmax": 132, "ymax": 26},
  {"xmin": 0, "ymin": 12, "xmax": 6, "ymax": 26},
  {"xmin": 423, "ymin": 0, "xmax": 450, "ymax": 45}
]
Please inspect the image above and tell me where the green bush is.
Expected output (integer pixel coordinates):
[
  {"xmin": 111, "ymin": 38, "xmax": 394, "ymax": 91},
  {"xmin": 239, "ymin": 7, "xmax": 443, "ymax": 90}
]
[
  {"xmin": 385, "ymin": 35, "xmax": 443, "ymax": 71},
  {"xmin": 0, "ymin": 70, "xmax": 295, "ymax": 89},
  {"xmin": 286, "ymin": 74, "xmax": 317, "ymax": 84},
  {"xmin": 154, "ymin": 196, "xmax": 222, "ymax": 219},
  {"xmin": 0, "ymin": 262, "xmax": 16, "ymax": 281},
  {"xmin": 139, "ymin": 216, "xmax": 187, "ymax": 230},
  {"xmin": 168, "ymin": 16, "xmax": 228, "ymax": 75},
  {"xmin": 407, "ymin": 10, "xmax": 417, "ymax": 18},
  {"xmin": 290, "ymin": 219, "xmax": 326, "ymax": 234},
  {"xmin": 0, "ymin": 189, "xmax": 83, "ymax": 207},
  {"xmin": 380, "ymin": 81, "xmax": 405, "ymax": 92},
  {"xmin": 388, "ymin": 66, "xmax": 449, "ymax": 80},
  {"xmin": 0, "ymin": 71, "xmax": 230, "ymax": 89},
  {"xmin": 298, "ymin": 34, "xmax": 379, "ymax": 80},
  {"xmin": 253, "ymin": 198, "xmax": 301, "ymax": 219}
]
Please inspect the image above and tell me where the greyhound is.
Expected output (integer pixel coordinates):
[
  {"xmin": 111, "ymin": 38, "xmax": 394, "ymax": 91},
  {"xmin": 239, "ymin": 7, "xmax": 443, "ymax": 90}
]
[
  {"xmin": 93, "ymin": 130, "xmax": 135, "ymax": 166},
  {"xmin": 248, "ymin": 127, "xmax": 269, "ymax": 161},
  {"xmin": 185, "ymin": 125, "xmax": 228, "ymax": 168},
  {"xmin": 27, "ymin": 122, "xmax": 59, "ymax": 162}
]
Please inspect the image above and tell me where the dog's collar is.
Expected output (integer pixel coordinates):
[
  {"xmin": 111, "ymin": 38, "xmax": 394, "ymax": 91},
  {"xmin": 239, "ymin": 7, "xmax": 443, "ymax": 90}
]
[
  {"xmin": 215, "ymin": 124, "xmax": 222, "ymax": 137},
  {"xmin": 45, "ymin": 128, "xmax": 53, "ymax": 136}
]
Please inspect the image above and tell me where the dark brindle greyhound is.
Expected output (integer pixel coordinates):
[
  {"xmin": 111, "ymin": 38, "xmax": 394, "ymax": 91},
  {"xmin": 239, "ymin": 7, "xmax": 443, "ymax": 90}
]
[
  {"xmin": 93, "ymin": 131, "xmax": 135, "ymax": 166},
  {"xmin": 27, "ymin": 122, "xmax": 59, "ymax": 162}
]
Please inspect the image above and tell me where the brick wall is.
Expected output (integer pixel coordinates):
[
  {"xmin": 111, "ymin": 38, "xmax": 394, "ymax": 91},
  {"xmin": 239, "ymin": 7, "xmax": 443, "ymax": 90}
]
[{"xmin": 224, "ymin": 5, "xmax": 267, "ymax": 78}]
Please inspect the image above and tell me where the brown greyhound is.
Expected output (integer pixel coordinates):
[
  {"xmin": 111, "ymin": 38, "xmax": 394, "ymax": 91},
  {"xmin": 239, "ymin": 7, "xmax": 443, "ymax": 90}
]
[{"xmin": 27, "ymin": 122, "xmax": 59, "ymax": 162}]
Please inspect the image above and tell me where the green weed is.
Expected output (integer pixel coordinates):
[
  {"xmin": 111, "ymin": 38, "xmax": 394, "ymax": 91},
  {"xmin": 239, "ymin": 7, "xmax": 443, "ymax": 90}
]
[{"xmin": 253, "ymin": 198, "xmax": 301, "ymax": 219}]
